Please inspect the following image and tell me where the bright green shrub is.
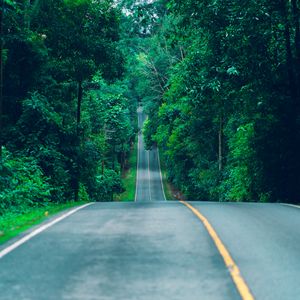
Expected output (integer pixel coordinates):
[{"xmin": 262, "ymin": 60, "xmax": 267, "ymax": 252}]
[
  {"xmin": 221, "ymin": 122, "xmax": 256, "ymax": 201},
  {"xmin": 0, "ymin": 148, "xmax": 51, "ymax": 215},
  {"xmin": 94, "ymin": 169, "xmax": 124, "ymax": 201}
]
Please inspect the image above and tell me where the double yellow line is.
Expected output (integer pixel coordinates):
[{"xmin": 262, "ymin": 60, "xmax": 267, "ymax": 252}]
[{"xmin": 180, "ymin": 201, "xmax": 255, "ymax": 300}]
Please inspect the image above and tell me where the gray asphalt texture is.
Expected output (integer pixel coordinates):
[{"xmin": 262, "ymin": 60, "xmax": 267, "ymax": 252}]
[{"xmin": 1, "ymin": 109, "xmax": 300, "ymax": 300}]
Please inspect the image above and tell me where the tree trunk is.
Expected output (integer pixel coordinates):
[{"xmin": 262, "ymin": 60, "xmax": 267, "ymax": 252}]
[
  {"xmin": 280, "ymin": 0, "xmax": 299, "ymax": 203},
  {"xmin": 76, "ymin": 80, "xmax": 83, "ymax": 135},
  {"xmin": 218, "ymin": 114, "xmax": 223, "ymax": 172},
  {"xmin": 24, "ymin": 0, "xmax": 31, "ymax": 29},
  {"xmin": 112, "ymin": 143, "xmax": 115, "ymax": 170},
  {"xmin": 32, "ymin": 0, "xmax": 42, "ymax": 18},
  {"xmin": 24, "ymin": 0, "xmax": 42, "ymax": 30},
  {"xmin": 291, "ymin": 0, "xmax": 300, "ymax": 111},
  {"xmin": 0, "ymin": 0, "xmax": 4, "ymax": 159},
  {"xmin": 74, "ymin": 81, "xmax": 83, "ymax": 202},
  {"xmin": 121, "ymin": 143, "xmax": 126, "ymax": 171},
  {"xmin": 291, "ymin": 0, "xmax": 300, "ymax": 62},
  {"xmin": 282, "ymin": 1, "xmax": 297, "ymax": 102}
]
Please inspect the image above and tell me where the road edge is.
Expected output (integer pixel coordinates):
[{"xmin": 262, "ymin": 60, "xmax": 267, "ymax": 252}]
[
  {"xmin": 134, "ymin": 134, "xmax": 140, "ymax": 202},
  {"xmin": 0, "ymin": 202, "xmax": 94, "ymax": 259},
  {"xmin": 280, "ymin": 203, "xmax": 300, "ymax": 209},
  {"xmin": 157, "ymin": 148, "xmax": 166, "ymax": 201}
]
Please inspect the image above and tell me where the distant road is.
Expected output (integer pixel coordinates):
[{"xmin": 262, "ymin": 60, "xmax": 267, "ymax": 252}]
[
  {"xmin": 1, "ymin": 110, "xmax": 300, "ymax": 299},
  {"xmin": 135, "ymin": 107, "xmax": 166, "ymax": 202}
]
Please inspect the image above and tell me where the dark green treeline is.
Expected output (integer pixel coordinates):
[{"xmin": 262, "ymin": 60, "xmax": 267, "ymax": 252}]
[
  {"xmin": 0, "ymin": 0, "xmax": 137, "ymax": 214},
  {"xmin": 127, "ymin": 0, "xmax": 300, "ymax": 203}
]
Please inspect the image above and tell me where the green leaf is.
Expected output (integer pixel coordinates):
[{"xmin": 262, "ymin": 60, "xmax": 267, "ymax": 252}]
[
  {"xmin": 227, "ymin": 66, "xmax": 239, "ymax": 76},
  {"xmin": 4, "ymin": 0, "xmax": 16, "ymax": 7}
]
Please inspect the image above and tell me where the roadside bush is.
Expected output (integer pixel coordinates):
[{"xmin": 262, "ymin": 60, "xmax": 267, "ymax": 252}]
[
  {"xmin": 94, "ymin": 169, "xmax": 124, "ymax": 201},
  {"xmin": 221, "ymin": 122, "xmax": 256, "ymax": 201},
  {"xmin": 0, "ymin": 148, "xmax": 51, "ymax": 215}
]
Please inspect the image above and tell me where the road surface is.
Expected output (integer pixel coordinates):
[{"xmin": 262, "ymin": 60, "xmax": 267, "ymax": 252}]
[
  {"xmin": 0, "ymin": 110, "xmax": 300, "ymax": 299},
  {"xmin": 135, "ymin": 107, "xmax": 166, "ymax": 202}
]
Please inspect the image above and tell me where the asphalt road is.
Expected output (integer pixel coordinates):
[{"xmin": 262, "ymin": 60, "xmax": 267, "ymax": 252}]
[
  {"xmin": 135, "ymin": 107, "xmax": 165, "ymax": 202},
  {"xmin": 1, "ymin": 110, "xmax": 300, "ymax": 299}
]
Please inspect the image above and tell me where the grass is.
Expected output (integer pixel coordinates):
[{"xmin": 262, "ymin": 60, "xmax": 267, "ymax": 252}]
[
  {"xmin": 0, "ymin": 201, "xmax": 88, "ymax": 245},
  {"xmin": 158, "ymin": 152, "xmax": 174, "ymax": 200},
  {"xmin": 115, "ymin": 136, "xmax": 137, "ymax": 202}
]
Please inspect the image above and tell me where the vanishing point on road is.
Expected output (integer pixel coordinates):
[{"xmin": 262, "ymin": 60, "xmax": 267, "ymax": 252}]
[{"xmin": 0, "ymin": 109, "xmax": 300, "ymax": 300}]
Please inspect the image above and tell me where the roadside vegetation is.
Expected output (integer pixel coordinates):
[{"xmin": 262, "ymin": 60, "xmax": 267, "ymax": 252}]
[
  {"xmin": 1, "ymin": 0, "xmax": 138, "ymax": 220},
  {"xmin": 128, "ymin": 0, "xmax": 300, "ymax": 203},
  {"xmin": 159, "ymin": 156, "xmax": 174, "ymax": 201},
  {"xmin": 115, "ymin": 136, "xmax": 137, "ymax": 202},
  {"xmin": 0, "ymin": 201, "xmax": 88, "ymax": 244}
]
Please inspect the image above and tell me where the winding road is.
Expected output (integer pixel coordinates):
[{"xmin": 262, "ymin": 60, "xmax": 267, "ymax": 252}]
[{"xmin": 0, "ymin": 109, "xmax": 300, "ymax": 300}]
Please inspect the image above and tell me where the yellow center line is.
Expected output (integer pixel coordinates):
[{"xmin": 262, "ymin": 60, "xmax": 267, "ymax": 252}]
[{"xmin": 180, "ymin": 200, "xmax": 255, "ymax": 300}]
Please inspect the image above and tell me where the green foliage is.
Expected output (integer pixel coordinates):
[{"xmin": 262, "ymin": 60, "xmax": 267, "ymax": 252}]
[
  {"xmin": 4, "ymin": 0, "xmax": 16, "ymax": 7},
  {"xmin": 63, "ymin": 0, "xmax": 89, "ymax": 7},
  {"xmin": 7, "ymin": 92, "xmax": 72, "ymax": 202},
  {"xmin": 95, "ymin": 169, "xmax": 124, "ymax": 201},
  {"xmin": 116, "ymin": 136, "xmax": 137, "ymax": 202},
  {"xmin": 128, "ymin": 0, "xmax": 300, "ymax": 203},
  {"xmin": 1, "ymin": 0, "xmax": 131, "ymax": 214},
  {"xmin": 0, "ymin": 148, "xmax": 51, "ymax": 215},
  {"xmin": 143, "ymin": 118, "xmax": 154, "ymax": 150},
  {"xmin": 221, "ymin": 122, "xmax": 256, "ymax": 202},
  {"xmin": 0, "ymin": 201, "xmax": 89, "ymax": 245},
  {"xmin": 79, "ymin": 184, "xmax": 90, "ymax": 202},
  {"xmin": 75, "ymin": 74, "xmax": 135, "ymax": 201}
]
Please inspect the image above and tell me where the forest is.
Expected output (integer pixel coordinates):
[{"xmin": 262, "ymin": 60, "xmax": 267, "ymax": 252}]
[{"xmin": 1, "ymin": 0, "xmax": 300, "ymax": 220}]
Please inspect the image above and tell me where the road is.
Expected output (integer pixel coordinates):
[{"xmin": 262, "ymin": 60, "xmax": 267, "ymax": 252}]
[
  {"xmin": 1, "ymin": 110, "xmax": 300, "ymax": 299},
  {"xmin": 135, "ymin": 107, "xmax": 166, "ymax": 202}
]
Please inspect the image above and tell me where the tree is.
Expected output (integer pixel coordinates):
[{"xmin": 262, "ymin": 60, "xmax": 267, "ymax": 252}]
[
  {"xmin": 1, "ymin": 0, "xmax": 128, "ymax": 208},
  {"xmin": 31, "ymin": 0, "xmax": 124, "ymax": 200},
  {"xmin": 137, "ymin": 0, "xmax": 300, "ymax": 203}
]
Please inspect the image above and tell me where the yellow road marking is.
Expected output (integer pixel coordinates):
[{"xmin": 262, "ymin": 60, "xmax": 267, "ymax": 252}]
[{"xmin": 180, "ymin": 201, "xmax": 255, "ymax": 300}]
